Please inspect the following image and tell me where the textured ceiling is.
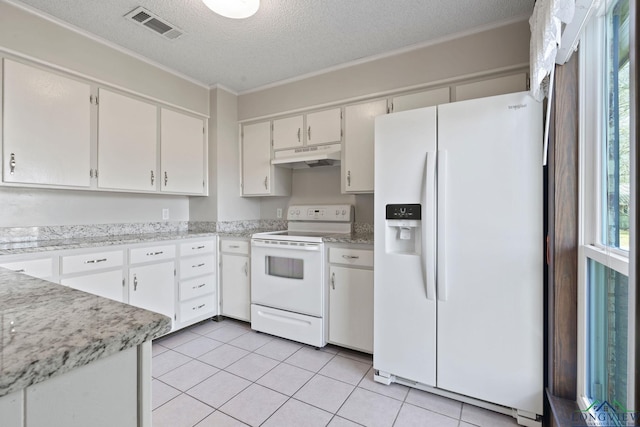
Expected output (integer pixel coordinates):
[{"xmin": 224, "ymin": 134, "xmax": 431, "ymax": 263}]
[{"xmin": 7, "ymin": 0, "xmax": 535, "ymax": 93}]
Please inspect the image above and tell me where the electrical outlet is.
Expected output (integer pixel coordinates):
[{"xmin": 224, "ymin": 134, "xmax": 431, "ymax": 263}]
[
  {"xmin": 276, "ymin": 208, "xmax": 283, "ymax": 219},
  {"xmin": 162, "ymin": 208, "xmax": 169, "ymax": 220}
]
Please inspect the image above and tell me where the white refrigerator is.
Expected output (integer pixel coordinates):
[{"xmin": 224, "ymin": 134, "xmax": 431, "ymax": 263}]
[{"xmin": 373, "ymin": 91, "xmax": 543, "ymax": 425}]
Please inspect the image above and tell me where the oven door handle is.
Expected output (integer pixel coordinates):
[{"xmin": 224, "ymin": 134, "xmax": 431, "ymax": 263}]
[{"xmin": 251, "ymin": 240, "xmax": 322, "ymax": 251}]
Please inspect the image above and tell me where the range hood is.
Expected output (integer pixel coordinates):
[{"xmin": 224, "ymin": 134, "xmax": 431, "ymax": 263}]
[{"xmin": 271, "ymin": 143, "xmax": 341, "ymax": 169}]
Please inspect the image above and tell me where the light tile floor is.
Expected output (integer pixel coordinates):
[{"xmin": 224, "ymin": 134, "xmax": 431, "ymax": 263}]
[{"xmin": 152, "ymin": 319, "xmax": 521, "ymax": 427}]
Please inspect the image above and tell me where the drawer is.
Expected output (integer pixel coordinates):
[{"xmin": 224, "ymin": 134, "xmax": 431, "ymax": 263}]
[
  {"xmin": 61, "ymin": 250, "xmax": 124, "ymax": 274},
  {"xmin": 0, "ymin": 258, "xmax": 53, "ymax": 279},
  {"xmin": 179, "ymin": 274, "xmax": 216, "ymax": 301},
  {"xmin": 129, "ymin": 244, "xmax": 176, "ymax": 264},
  {"xmin": 180, "ymin": 239, "xmax": 215, "ymax": 257},
  {"xmin": 329, "ymin": 247, "xmax": 374, "ymax": 268},
  {"xmin": 180, "ymin": 255, "xmax": 215, "ymax": 279},
  {"xmin": 180, "ymin": 294, "xmax": 216, "ymax": 323},
  {"xmin": 220, "ymin": 239, "xmax": 249, "ymax": 255}
]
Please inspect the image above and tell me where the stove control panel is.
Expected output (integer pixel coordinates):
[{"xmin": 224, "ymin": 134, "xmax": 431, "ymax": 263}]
[{"xmin": 287, "ymin": 205, "xmax": 353, "ymax": 222}]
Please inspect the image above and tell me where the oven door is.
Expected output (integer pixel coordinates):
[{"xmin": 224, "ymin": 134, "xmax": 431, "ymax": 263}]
[{"xmin": 251, "ymin": 239, "xmax": 324, "ymax": 317}]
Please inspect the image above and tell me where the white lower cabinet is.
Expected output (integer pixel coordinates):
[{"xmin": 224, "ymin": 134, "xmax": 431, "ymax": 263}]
[
  {"xmin": 176, "ymin": 238, "xmax": 217, "ymax": 328},
  {"xmin": 61, "ymin": 270, "xmax": 124, "ymax": 303},
  {"xmin": 0, "ymin": 346, "xmax": 141, "ymax": 427},
  {"xmin": 328, "ymin": 246, "xmax": 374, "ymax": 353},
  {"xmin": 220, "ymin": 239, "xmax": 250, "ymax": 321},
  {"xmin": 129, "ymin": 261, "xmax": 176, "ymax": 323},
  {"xmin": 0, "ymin": 257, "xmax": 55, "ymax": 280},
  {"xmin": 59, "ymin": 249, "xmax": 125, "ymax": 302},
  {"xmin": 26, "ymin": 347, "xmax": 138, "ymax": 427}
]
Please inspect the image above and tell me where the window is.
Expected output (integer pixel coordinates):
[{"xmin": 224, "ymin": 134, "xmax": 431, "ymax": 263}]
[{"xmin": 579, "ymin": 0, "xmax": 634, "ymax": 419}]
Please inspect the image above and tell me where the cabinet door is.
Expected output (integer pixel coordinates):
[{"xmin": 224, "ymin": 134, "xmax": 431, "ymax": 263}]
[
  {"xmin": 61, "ymin": 270, "xmax": 124, "ymax": 303},
  {"xmin": 160, "ymin": 108, "xmax": 205, "ymax": 195},
  {"xmin": 221, "ymin": 254, "xmax": 250, "ymax": 321},
  {"xmin": 306, "ymin": 108, "xmax": 341, "ymax": 146},
  {"xmin": 273, "ymin": 115, "xmax": 303, "ymax": 150},
  {"xmin": 97, "ymin": 89, "xmax": 157, "ymax": 192},
  {"xmin": 343, "ymin": 100, "xmax": 387, "ymax": 193},
  {"xmin": 129, "ymin": 261, "xmax": 175, "ymax": 320},
  {"xmin": 3, "ymin": 59, "xmax": 91, "ymax": 187},
  {"xmin": 242, "ymin": 121, "xmax": 271, "ymax": 195},
  {"xmin": 390, "ymin": 87, "xmax": 450, "ymax": 113},
  {"xmin": 329, "ymin": 266, "xmax": 373, "ymax": 352}
]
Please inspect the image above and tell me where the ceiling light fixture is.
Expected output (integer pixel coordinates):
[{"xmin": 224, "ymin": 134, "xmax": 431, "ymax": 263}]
[{"xmin": 202, "ymin": 0, "xmax": 259, "ymax": 19}]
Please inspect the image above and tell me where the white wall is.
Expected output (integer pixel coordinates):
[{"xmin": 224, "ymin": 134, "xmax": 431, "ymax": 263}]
[
  {"xmin": 190, "ymin": 88, "xmax": 261, "ymax": 222},
  {"xmin": 0, "ymin": 2, "xmax": 208, "ymax": 228},
  {"xmin": 237, "ymin": 20, "xmax": 530, "ymax": 120},
  {"xmin": 0, "ymin": 187, "xmax": 188, "ymax": 227},
  {"xmin": 259, "ymin": 168, "xmax": 374, "ymax": 224}
]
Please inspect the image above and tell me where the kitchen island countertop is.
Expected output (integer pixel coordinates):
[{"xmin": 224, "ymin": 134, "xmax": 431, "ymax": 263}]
[{"xmin": 0, "ymin": 268, "xmax": 171, "ymax": 397}]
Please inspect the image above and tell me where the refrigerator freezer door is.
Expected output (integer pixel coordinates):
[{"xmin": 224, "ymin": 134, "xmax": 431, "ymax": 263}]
[
  {"xmin": 436, "ymin": 92, "xmax": 543, "ymax": 414},
  {"xmin": 373, "ymin": 107, "xmax": 437, "ymax": 387}
]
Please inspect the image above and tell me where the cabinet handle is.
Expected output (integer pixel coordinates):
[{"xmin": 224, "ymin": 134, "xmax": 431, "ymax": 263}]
[
  {"xmin": 14, "ymin": 269, "xmax": 25, "ymax": 273},
  {"xmin": 164, "ymin": 171, "xmax": 168, "ymax": 186},
  {"xmin": 192, "ymin": 263, "xmax": 205, "ymax": 268},
  {"xmin": 9, "ymin": 153, "xmax": 16, "ymax": 175},
  {"xmin": 192, "ymin": 245, "xmax": 206, "ymax": 250},
  {"xmin": 133, "ymin": 274, "xmax": 138, "ymax": 291},
  {"xmin": 84, "ymin": 258, "xmax": 107, "ymax": 264},
  {"xmin": 264, "ymin": 176, "xmax": 268, "ymax": 189},
  {"xmin": 297, "ymin": 128, "xmax": 301, "ymax": 142},
  {"xmin": 331, "ymin": 272, "xmax": 336, "ymax": 289},
  {"xmin": 307, "ymin": 125, "xmax": 311, "ymax": 140},
  {"xmin": 146, "ymin": 251, "xmax": 163, "ymax": 256},
  {"xmin": 347, "ymin": 170, "xmax": 351, "ymax": 187},
  {"xmin": 193, "ymin": 304, "xmax": 206, "ymax": 311},
  {"xmin": 243, "ymin": 261, "xmax": 248, "ymax": 276},
  {"xmin": 229, "ymin": 245, "xmax": 240, "ymax": 249},
  {"xmin": 192, "ymin": 283, "xmax": 206, "ymax": 290},
  {"xmin": 150, "ymin": 170, "xmax": 155, "ymax": 185},
  {"xmin": 342, "ymin": 255, "xmax": 360, "ymax": 260}
]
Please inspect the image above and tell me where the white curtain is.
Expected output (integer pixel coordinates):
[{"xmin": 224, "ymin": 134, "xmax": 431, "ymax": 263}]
[{"xmin": 529, "ymin": 0, "xmax": 576, "ymax": 101}]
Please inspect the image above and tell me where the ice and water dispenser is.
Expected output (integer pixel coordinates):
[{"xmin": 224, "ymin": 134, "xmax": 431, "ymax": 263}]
[{"xmin": 385, "ymin": 204, "xmax": 421, "ymax": 254}]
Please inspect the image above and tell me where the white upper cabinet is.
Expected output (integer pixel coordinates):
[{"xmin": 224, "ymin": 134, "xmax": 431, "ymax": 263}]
[
  {"xmin": 343, "ymin": 99, "xmax": 387, "ymax": 194},
  {"xmin": 389, "ymin": 87, "xmax": 450, "ymax": 113},
  {"xmin": 242, "ymin": 121, "xmax": 272, "ymax": 196},
  {"xmin": 242, "ymin": 121, "xmax": 291, "ymax": 197},
  {"xmin": 2, "ymin": 59, "xmax": 91, "ymax": 187},
  {"xmin": 97, "ymin": 89, "xmax": 158, "ymax": 192},
  {"xmin": 272, "ymin": 115, "xmax": 303, "ymax": 150},
  {"xmin": 160, "ymin": 108, "xmax": 206, "ymax": 195},
  {"xmin": 305, "ymin": 108, "xmax": 342, "ymax": 146}
]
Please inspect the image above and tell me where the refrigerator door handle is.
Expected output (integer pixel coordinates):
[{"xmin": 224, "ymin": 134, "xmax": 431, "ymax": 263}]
[
  {"xmin": 437, "ymin": 150, "xmax": 448, "ymax": 301},
  {"xmin": 422, "ymin": 151, "xmax": 437, "ymax": 300}
]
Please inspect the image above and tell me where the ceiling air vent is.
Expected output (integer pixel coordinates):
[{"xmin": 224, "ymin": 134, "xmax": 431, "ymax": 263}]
[{"xmin": 124, "ymin": 7, "xmax": 184, "ymax": 40}]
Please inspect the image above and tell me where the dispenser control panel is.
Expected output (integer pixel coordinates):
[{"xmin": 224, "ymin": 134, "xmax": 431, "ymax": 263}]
[{"xmin": 386, "ymin": 204, "xmax": 421, "ymax": 220}]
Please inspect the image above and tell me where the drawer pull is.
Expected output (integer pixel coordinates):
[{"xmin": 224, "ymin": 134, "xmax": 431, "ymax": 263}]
[
  {"xmin": 342, "ymin": 255, "xmax": 360, "ymax": 260},
  {"xmin": 14, "ymin": 269, "xmax": 25, "ymax": 273},
  {"xmin": 228, "ymin": 245, "xmax": 240, "ymax": 249},
  {"xmin": 193, "ymin": 304, "xmax": 206, "ymax": 310},
  {"xmin": 192, "ymin": 283, "xmax": 206, "ymax": 290},
  {"xmin": 85, "ymin": 258, "xmax": 107, "ymax": 264},
  {"xmin": 192, "ymin": 245, "xmax": 206, "ymax": 250},
  {"xmin": 192, "ymin": 263, "xmax": 205, "ymax": 268},
  {"xmin": 146, "ymin": 251, "xmax": 164, "ymax": 256}
]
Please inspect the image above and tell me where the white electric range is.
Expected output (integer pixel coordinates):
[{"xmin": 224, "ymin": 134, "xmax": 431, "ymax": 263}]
[{"xmin": 250, "ymin": 204, "xmax": 354, "ymax": 347}]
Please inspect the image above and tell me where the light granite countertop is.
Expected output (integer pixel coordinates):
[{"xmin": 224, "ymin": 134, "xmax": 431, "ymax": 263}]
[
  {"xmin": 0, "ymin": 230, "xmax": 219, "ymax": 256},
  {"xmin": 0, "ymin": 268, "xmax": 171, "ymax": 397},
  {"xmin": 0, "ymin": 229, "xmax": 373, "ymax": 255}
]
